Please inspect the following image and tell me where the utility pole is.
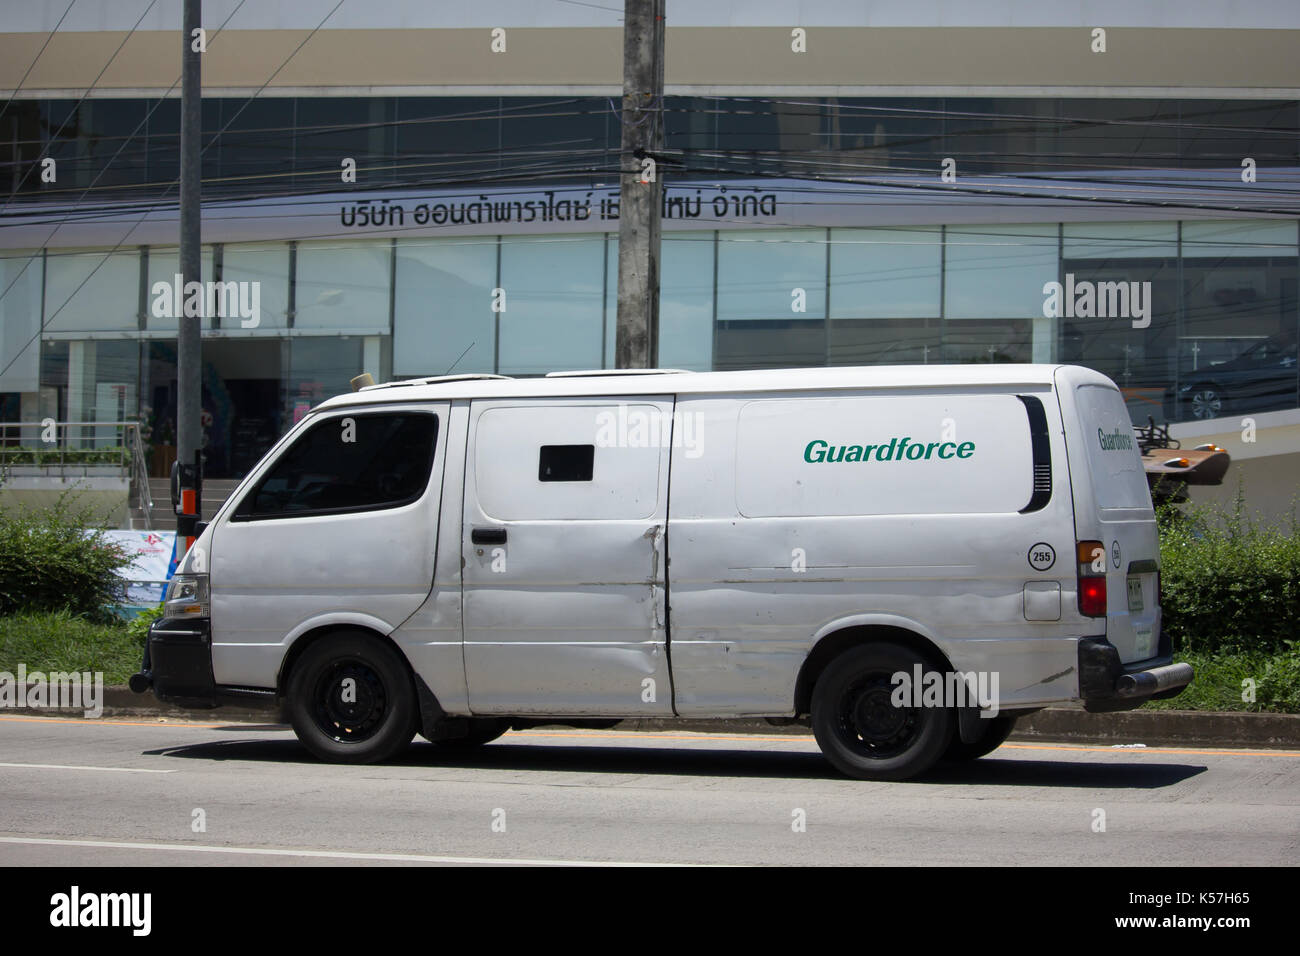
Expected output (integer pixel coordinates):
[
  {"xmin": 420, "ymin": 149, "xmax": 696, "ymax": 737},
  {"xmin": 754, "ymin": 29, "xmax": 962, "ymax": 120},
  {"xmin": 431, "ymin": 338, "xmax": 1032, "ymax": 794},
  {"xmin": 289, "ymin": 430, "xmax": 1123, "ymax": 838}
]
[
  {"xmin": 614, "ymin": 0, "xmax": 665, "ymax": 369},
  {"xmin": 176, "ymin": 0, "xmax": 203, "ymax": 549}
]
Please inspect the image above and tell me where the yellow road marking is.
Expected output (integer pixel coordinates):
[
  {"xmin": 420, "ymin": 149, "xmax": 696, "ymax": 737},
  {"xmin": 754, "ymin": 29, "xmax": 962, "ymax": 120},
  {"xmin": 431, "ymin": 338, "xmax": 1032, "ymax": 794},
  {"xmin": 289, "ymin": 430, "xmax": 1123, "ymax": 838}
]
[{"xmin": 2, "ymin": 714, "xmax": 1295, "ymax": 758}]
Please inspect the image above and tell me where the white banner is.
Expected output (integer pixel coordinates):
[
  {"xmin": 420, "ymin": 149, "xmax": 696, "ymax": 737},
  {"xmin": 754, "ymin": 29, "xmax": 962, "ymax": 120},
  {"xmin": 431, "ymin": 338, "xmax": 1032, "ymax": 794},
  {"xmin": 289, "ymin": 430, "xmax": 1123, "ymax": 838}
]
[{"xmin": 100, "ymin": 530, "xmax": 175, "ymax": 604}]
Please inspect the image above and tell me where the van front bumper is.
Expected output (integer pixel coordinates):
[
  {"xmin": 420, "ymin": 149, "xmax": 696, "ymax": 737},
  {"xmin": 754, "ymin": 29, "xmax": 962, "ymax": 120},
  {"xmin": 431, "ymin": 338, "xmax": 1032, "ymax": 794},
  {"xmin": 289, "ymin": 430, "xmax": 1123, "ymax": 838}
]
[
  {"xmin": 1077, "ymin": 637, "xmax": 1194, "ymax": 713},
  {"xmin": 130, "ymin": 618, "xmax": 218, "ymax": 708},
  {"xmin": 130, "ymin": 619, "xmax": 279, "ymax": 711}
]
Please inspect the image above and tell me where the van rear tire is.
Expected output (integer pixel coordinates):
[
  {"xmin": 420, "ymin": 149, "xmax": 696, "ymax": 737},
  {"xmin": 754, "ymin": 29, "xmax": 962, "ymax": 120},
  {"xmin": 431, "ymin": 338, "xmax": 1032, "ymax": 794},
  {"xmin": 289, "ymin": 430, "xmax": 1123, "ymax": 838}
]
[
  {"xmin": 811, "ymin": 643, "xmax": 954, "ymax": 781},
  {"xmin": 425, "ymin": 718, "xmax": 511, "ymax": 749},
  {"xmin": 944, "ymin": 714, "xmax": 1017, "ymax": 761},
  {"xmin": 286, "ymin": 632, "xmax": 418, "ymax": 764}
]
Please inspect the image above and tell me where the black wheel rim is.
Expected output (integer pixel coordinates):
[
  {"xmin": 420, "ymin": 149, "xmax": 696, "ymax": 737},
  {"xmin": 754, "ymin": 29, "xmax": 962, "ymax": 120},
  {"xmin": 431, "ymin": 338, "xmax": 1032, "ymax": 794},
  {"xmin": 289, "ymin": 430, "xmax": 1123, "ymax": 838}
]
[
  {"xmin": 834, "ymin": 671, "xmax": 924, "ymax": 760},
  {"xmin": 311, "ymin": 658, "xmax": 388, "ymax": 743}
]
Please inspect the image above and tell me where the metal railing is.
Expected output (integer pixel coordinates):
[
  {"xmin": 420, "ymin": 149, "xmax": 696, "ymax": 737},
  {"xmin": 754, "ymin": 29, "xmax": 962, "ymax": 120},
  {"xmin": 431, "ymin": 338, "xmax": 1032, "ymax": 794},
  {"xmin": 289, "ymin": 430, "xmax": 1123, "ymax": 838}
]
[
  {"xmin": 126, "ymin": 422, "xmax": 155, "ymax": 529},
  {"xmin": 0, "ymin": 420, "xmax": 155, "ymax": 529}
]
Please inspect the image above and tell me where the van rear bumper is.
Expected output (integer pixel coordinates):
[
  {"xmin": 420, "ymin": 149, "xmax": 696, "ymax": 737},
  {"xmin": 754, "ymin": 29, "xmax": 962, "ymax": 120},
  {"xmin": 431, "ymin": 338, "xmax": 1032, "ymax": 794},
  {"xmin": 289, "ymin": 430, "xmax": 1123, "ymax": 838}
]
[
  {"xmin": 130, "ymin": 618, "xmax": 278, "ymax": 711},
  {"xmin": 1077, "ymin": 637, "xmax": 1194, "ymax": 713}
]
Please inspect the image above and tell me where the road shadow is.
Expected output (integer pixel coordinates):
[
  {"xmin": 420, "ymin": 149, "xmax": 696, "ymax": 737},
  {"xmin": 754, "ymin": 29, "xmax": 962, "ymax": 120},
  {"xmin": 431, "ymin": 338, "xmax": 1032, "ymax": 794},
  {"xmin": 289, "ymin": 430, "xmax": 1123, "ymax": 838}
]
[
  {"xmin": 924, "ymin": 756, "xmax": 1206, "ymax": 788},
  {"xmin": 141, "ymin": 735, "xmax": 1207, "ymax": 788},
  {"xmin": 208, "ymin": 723, "xmax": 292, "ymax": 732}
]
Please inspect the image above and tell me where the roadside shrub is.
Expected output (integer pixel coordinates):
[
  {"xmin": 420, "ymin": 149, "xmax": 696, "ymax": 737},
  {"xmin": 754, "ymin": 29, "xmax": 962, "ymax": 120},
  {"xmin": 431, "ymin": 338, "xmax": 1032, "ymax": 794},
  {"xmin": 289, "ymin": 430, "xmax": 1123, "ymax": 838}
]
[
  {"xmin": 126, "ymin": 603, "xmax": 165, "ymax": 644},
  {"xmin": 1157, "ymin": 487, "xmax": 1300, "ymax": 655},
  {"xmin": 0, "ymin": 494, "xmax": 132, "ymax": 621},
  {"xmin": 1256, "ymin": 641, "xmax": 1300, "ymax": 712}
]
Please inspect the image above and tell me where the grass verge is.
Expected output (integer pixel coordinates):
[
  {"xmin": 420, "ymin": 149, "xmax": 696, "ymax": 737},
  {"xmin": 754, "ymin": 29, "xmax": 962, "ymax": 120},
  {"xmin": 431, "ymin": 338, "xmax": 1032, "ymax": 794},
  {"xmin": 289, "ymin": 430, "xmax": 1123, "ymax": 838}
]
[
  {"xmin": 0, "ymin": 610, "xmax": 144, "ymax": 686},
  {"xmin": 1142, "ymin": 645, "xmax": 1299, "ymax": 713}
]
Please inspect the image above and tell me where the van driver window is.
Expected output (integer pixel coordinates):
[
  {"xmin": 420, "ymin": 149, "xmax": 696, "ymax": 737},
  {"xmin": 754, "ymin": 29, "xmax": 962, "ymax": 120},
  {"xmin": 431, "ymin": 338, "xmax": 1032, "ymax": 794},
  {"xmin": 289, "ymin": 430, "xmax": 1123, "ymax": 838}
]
[{"xmin": 239, "ymin": 413, "xmax": 438, "ymax": 518}]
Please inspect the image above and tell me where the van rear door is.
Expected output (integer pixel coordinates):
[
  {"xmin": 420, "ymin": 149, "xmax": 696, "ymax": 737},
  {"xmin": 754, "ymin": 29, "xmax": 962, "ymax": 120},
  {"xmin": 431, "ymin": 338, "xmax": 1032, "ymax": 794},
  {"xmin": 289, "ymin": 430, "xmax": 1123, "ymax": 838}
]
[{"xmin": 1063, "ymin": 375, "xmax": 1162, "ymax": 663}]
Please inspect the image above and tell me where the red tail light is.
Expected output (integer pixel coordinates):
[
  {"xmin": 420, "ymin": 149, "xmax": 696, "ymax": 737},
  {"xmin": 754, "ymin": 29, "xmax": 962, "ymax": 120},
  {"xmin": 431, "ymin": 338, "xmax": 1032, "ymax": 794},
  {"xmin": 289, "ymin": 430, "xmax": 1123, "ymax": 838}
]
[
  {"xmin": 1079, "ymin": 577, "xmax": 1107, "ymax": 617},
  {"xmin": 1077, "ymin": 540, "xmax": 1107, "ymax": 617}
]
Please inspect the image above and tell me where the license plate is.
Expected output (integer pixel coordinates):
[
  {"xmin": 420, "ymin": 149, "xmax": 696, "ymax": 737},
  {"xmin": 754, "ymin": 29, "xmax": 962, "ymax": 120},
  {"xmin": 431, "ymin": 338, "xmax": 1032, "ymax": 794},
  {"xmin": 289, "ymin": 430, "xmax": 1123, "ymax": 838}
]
[
  {"xmin": 1134, "ymin": 624, "xmax": 1155, "ymax": 658},
  {"xmin": 1127, "ymin": 577, "xmax": 1144, "ymax": 613}
]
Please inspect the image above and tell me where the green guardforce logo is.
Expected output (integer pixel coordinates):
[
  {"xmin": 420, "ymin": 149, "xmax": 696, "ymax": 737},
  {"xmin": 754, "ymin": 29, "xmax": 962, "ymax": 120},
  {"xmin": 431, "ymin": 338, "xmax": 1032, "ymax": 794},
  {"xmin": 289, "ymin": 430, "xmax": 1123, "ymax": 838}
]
[
  {"xmin": 1097, "ymin": 427, "xmax": 1135, "ymax": 452},
  {"xmin": 804, "ymin": 437, "xmax": 975, "ymax": 463}
]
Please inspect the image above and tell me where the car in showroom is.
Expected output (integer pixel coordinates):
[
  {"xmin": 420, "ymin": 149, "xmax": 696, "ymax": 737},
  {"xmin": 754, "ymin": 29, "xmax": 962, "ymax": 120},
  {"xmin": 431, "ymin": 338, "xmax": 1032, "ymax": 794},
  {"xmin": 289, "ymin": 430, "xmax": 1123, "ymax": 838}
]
[{"xmin": 1167, "ymin": 330, "xmax": 1299, "ymax": 421}]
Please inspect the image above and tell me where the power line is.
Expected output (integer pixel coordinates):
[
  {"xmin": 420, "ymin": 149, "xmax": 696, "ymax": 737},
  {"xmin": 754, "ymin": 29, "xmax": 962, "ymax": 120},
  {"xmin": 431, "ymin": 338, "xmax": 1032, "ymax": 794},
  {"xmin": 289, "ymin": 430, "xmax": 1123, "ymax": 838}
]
[
  {"xmin": 0, "ymin": 0, "xmax": 345, "ymax": 382},
  {"xmin": 6, "ymin": 154, "xmax": 1294, "ymax": 237},
  {"xmin": 4, "ymin": 93, "xmax": 1295, "ymax": 197},
  {"xmin": 0, "ymin": 0, "xmax": 251, "ymax": 318},
  {"xmin": 0, "ymin": 0, "xmax": 78, "ymax": 130},
  {"xmin": 0, "ymin": 0, "xmax": 161, "ymax": 216}
]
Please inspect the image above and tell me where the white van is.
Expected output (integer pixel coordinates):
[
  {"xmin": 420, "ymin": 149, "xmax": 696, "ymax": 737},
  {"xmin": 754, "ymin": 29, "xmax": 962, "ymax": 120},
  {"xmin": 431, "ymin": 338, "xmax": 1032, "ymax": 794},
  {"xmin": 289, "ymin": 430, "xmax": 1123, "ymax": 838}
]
[{"xmin": 133, "ymin": 365, "xmax": 1192, "ymax": 780}]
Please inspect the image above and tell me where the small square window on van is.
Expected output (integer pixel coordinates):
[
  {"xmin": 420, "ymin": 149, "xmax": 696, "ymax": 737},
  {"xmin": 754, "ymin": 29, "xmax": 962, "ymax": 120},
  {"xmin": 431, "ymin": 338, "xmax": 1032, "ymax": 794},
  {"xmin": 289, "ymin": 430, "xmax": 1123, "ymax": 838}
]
[{"xmin": 538, "ymin": 444, "xmax": 594, "ymax": 482}]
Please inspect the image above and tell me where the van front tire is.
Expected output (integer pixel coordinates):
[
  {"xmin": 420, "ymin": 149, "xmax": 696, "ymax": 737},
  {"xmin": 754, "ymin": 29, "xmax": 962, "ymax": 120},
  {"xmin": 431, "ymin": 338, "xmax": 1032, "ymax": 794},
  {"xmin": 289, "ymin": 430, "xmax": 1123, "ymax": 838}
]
[
  {"xmin": 811, "ymin": 643, "xmax": 954, "ymax": 781},
  {"xmin": 286, "ymin": 632, "xmax": 418, "ymax": 764}
]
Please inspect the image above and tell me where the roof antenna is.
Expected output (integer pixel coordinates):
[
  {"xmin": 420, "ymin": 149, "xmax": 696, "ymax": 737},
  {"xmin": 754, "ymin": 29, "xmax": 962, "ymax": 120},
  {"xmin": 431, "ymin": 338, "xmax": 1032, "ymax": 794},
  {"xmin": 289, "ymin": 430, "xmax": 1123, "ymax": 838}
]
[{"xmin": 442, "ymin": 341, "xmax": 475, "ymax": 376}]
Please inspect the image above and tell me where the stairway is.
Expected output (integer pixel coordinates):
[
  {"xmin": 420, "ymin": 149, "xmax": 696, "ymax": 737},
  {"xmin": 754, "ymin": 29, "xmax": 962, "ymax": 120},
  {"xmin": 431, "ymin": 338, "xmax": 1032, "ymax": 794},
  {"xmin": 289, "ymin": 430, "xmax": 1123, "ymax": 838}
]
[{"xmin": 131, "ymin": 478, "xmax": 242, "ymax": 531}]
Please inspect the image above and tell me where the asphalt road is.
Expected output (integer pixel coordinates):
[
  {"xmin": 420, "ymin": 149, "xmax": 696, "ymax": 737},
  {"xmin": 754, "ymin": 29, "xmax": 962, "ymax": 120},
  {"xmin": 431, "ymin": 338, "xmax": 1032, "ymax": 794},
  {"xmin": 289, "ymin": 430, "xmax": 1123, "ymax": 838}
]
[{"xmin": 1, "ymin": 714, "xmax": 1297, "ymax": 866}]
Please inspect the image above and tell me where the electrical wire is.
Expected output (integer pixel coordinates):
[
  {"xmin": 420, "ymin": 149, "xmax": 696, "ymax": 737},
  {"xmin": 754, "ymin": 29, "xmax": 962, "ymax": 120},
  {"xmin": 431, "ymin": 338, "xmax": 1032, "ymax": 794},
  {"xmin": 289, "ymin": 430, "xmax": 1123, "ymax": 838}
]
[
  {"xmin": 0, "ymin": 1, "xmax": 251, "ymax": 319},
  {"xmin": 0, "ymin": 0, "xmax": 78, "ymax": 129},
  {"xmin": 0, "ymin": 0, "xmax": 344, "ymax": 381},
  {"xmin": 4, "ymin": 92, "xmax": 1297, "ymax": 204},
  {"xmin": 0, "ymin": 0, "xmax": 161, "ymax": 215}
]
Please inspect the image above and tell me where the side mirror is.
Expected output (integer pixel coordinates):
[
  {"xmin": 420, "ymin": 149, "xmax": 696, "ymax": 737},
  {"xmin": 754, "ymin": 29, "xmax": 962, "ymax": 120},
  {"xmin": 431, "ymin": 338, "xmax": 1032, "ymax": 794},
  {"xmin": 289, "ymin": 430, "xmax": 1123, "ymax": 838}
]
[{"xmin": 169, "ymin": 460, "xmax": 181, "ymax": 510}]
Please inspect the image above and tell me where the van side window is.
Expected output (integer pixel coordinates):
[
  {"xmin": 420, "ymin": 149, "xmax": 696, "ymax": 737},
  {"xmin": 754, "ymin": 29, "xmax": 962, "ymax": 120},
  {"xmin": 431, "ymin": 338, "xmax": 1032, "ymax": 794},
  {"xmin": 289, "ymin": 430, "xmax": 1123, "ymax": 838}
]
[
  {"xmin": 236, "ymin": 413, "xmax": 438, "ymax": 519},
  {"xmin": 538, "ymin": 444, "xmax": 595, "ymax": 482}
]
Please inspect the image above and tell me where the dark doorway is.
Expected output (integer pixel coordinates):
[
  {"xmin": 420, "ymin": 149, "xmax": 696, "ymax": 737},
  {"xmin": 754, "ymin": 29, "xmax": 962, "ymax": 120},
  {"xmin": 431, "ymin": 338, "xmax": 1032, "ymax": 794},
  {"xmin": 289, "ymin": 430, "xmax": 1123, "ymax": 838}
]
[{"xmin": 145, "ymin": 338, "xmax": 284, "ymax": 480}]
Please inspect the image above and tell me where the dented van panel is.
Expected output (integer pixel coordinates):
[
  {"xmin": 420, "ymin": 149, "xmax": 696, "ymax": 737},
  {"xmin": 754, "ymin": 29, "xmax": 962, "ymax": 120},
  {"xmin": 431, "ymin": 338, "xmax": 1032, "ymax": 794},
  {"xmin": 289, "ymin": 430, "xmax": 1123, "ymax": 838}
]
[
  {"xmin": 666, "ymin": 386, "xmax": 1086, "ymax": 715},
  {"xmin": 387, "ymin": 401, "xmax": 473, "ymax": 713},
  {"xmin": 459, "ymin": 398, "xmax": 675, "ymax": 715}
]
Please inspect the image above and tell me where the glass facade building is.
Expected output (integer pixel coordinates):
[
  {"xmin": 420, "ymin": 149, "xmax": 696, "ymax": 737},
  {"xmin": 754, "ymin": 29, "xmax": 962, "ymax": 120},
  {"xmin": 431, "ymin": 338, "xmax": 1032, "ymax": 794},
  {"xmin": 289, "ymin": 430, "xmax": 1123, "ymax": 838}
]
[{"xmin": 3, "ymin": 96, "xmax": 1298, "ymax": 478}]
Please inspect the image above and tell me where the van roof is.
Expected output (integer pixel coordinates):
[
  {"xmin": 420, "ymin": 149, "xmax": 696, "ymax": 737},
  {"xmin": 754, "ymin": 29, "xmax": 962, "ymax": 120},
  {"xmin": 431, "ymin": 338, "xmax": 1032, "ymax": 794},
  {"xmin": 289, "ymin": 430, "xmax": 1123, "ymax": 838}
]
[{"xmin": 314, "ymin": 363, "xmax": 1105, "ymax": 411}]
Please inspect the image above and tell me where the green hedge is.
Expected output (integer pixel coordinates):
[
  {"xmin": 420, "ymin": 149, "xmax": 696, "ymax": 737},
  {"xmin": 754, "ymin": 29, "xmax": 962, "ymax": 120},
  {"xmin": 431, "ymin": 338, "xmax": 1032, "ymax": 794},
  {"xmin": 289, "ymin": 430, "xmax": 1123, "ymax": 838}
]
[
  {"xmin": 0, "ymin": 446, "xmax": 128, "ymax": 466},
  {"xmin": 0, "ymin": 495, "xmax": 132, "ymax": 622},
  {"xmin": 1158, "ymin": 492, "xmax": 1300, "ymax": 656}
]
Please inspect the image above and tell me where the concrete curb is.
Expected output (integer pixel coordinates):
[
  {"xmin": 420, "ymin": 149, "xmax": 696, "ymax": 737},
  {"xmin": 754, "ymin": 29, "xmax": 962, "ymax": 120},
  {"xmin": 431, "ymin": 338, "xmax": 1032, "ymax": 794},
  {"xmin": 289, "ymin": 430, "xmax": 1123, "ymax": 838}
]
[
  {"xmin": 4, "ymin": 686, "xmax": 283, "ymax": 723},
  {"xmin": 4, "ymin": 688, "xmax": 1296, "ymax": 749},
  {"xmin": 1011, "ymin": 707, "xmax": 1300, "ymax": 749},
  {"xmin": 619, "ymin": 711, "xmax": 1300, "ymax": 749}
]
